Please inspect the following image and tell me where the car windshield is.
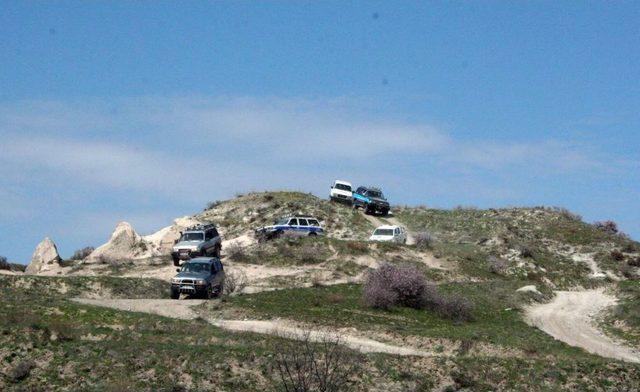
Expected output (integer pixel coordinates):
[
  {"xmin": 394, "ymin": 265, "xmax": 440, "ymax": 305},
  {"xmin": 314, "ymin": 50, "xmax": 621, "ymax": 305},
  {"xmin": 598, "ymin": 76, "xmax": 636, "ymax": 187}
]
[
  {"xmin": 275, "ymin": 218, "xmax": 289, "ymax": 225},
  {"xmin": 374, "ymin": 229, "xmax": 394, "ymax": 236},
  {"xmin": 181, "ymin": 263, "xmax": 209, "ymax": 273},
  {"xmin": 367, "ymin": 190, "xmax": 383, "ymax": 198},
  {"xmin": 180, "ymin": 232, "xmax": 204, "ymax": 241},
  {"xmin": 335, "ymin": 183, "xmax": 351, "ymax": 191}
]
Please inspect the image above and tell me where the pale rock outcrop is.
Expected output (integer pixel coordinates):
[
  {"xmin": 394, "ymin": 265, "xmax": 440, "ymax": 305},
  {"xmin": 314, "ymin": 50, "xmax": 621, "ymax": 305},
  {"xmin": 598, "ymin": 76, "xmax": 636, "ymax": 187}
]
[
  {"xmin": 87, "ymin": 222, "xmax": 154, "ymax": 262},
  {"xmin": 143, "ymin": 216, "xmax": 202, "ymax": 255},
  {"xmin": 516, "ymin": 285, "xmax": 542, "ymax": 296},
  {"xmin": 26, "ymin": 237, "xmax": 61, "ymax": 274}
]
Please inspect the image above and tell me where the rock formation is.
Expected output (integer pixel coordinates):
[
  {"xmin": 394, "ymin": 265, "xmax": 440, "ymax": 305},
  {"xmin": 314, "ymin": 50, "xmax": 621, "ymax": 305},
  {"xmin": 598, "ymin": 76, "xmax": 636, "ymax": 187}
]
[
  {"xmin": 25, "ymin": 237, "xmax": 61, "ymax": 274},
  {"xmin": 86, "ymin": 222, "xmax": 153, "ymax": 262}
]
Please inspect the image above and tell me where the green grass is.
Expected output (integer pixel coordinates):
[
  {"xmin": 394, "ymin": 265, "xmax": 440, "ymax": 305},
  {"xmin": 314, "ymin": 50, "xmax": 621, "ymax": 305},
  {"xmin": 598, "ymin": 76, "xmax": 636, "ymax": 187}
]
[
  {"xmin": 229, "ymin": 281, "xmax": 591, "ymax": 360},
  {"xmin": 602, "ymin": 280, "xmax": 640, "ymax": 348},
  {"xmin": 2, "ymin": 275, "xmax": 639, "ymax": 390}
]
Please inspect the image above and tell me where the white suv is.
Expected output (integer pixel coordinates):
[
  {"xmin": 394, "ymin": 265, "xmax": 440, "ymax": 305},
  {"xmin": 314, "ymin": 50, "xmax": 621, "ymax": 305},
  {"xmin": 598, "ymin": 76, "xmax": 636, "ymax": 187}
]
[
  {"xmin": 369, "ymin": 225, "xmax": 407, "ymax": 244},
  {"xmin": 329, "ymin": 180, "xmax": 353, "ymax": 205}
]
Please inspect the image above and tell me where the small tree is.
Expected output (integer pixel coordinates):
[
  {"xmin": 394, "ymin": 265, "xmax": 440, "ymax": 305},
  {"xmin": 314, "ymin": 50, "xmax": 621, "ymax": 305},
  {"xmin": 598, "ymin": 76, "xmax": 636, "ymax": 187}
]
[
  {"xmin": 273, "ymin": 330, "xmax": 357, "ymax": 392},
  {"xmin": 594, "ymin": 220, "xmax": 619, "ymax": 235},
  {"xmin": 414, "ymin": 232, "xmax": 434, "ymax": 249},
  {"xmin": 71, "ymin": 246, "xmax": 95, "ymax": 260}
]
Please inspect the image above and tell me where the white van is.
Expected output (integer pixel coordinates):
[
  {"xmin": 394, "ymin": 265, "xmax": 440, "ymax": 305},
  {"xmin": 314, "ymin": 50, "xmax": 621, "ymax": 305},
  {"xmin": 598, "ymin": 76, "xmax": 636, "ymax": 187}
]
[
  {"xmin": 329, "ymin": 180, "xmax": 353, "ymax": 204},
  {"xmin": 369, "ymin": 225, "xmax": 407, "ymax": 244}
]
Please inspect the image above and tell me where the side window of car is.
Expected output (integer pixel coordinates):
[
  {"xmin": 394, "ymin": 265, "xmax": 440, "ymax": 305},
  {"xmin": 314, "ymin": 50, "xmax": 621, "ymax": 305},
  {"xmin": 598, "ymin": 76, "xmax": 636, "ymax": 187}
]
[
  {"xmin": 288, "ymin": 218, "xmax": 298, "ymax": 226},
  {"xmin": 298, "ymin": 219, "xmax": 308, "ymax": 226},
  {"xmin": 205, "ymin": 230, "xmax": 213, "ymax": 240},
  {"xmin": 308, "ymin": 219, "xmax": 319, "ymax": 226},
  {"xmin": 394, "ymin": 228, "xmax": 400, "ymax": 235}
]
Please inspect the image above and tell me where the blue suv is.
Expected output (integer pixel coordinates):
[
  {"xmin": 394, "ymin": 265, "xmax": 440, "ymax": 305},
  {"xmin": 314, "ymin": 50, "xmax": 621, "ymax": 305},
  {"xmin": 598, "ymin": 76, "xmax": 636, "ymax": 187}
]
[{"xmin": 255, "ymin": 216, "xmax": 324, "ymax": 241}]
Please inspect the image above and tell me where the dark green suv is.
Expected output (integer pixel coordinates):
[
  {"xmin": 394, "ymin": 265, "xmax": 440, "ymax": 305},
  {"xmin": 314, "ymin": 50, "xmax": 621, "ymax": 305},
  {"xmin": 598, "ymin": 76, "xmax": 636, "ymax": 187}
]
[{"xmin": 170, "ymin": 257, "xmax": 225, "ymax": 299}]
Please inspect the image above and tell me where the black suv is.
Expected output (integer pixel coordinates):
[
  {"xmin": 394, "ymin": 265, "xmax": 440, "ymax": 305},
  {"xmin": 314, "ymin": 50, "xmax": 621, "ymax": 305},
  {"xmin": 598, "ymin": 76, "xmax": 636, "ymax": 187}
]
[
  {"xmin": 353, "ymin": 186, "xmax": 390, "ymax": 216},
  {"xmin": 170, "ymin": 257, "xmax": 225, "ymax": 299}
]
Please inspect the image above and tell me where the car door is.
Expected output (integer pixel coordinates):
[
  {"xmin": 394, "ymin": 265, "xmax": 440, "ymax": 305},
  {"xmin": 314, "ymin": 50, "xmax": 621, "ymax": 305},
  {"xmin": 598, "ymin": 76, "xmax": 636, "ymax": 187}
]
[
  {"xmin": 353, "ymin": 187, "xmax": 366, "ymax": 206},
  {"xmin": 307, "ymin": 218, "xmax": 321, "ymax": 233},
  {"xmin": 286, "ymin": 218, "xmax": 298, "ymax": 232},
  {"xmin": 297, "ymin": 218, "xmax": 309, "ymax": 234},
  {"xmin": 204, "ymin": 230, "xmax": 214, "ymax": 252}
]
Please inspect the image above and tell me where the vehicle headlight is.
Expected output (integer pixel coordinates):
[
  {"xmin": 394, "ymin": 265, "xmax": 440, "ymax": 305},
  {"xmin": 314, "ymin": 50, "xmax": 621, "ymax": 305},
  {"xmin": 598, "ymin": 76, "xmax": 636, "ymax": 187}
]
[
  {"xmin": 171, "ymin": 278, "xmax": 180, "ymax": 284},
  {"xmin": 195, "ymin": 279, "xmax": 205, "ymax": 285}
]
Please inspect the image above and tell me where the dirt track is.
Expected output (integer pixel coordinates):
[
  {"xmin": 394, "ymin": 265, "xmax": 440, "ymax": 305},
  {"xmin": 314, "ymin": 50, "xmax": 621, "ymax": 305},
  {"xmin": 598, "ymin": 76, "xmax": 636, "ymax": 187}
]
[
  {"xmin": 525, "ymin": 290, "xmax": 640, "ymax": 363},
  {"xmin": 73, "ymin": 298, "xmax": 434, "ymax": 357}
]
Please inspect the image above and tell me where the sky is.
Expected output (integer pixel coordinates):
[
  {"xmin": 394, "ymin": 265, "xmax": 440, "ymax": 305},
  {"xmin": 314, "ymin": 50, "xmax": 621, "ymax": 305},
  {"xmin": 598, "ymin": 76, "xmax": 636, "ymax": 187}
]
[{"xmin": 1, "ymin": 1, "xmax": 639, "ymax": 263}]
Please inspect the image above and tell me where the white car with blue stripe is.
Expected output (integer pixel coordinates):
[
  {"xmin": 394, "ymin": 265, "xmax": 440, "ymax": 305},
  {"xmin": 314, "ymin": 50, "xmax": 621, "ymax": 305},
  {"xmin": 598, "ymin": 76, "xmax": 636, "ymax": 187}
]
[{"xmin": 255, "ymin": 216, "xmax": 324, "ymax": 241}]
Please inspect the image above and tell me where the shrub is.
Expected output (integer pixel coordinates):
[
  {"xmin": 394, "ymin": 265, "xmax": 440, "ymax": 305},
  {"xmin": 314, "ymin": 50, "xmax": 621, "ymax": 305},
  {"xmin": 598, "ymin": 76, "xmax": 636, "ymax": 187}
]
[
  {"xmin": 273, "ymin": 330, "xmax": 357, "ymax": 392},
  {"xmin": 363, "ymin": 263, "xmax": 475, "ymax": 322},
  {"xmin": 224, "ymin": 269, "xmax": 248, "ymax": 295},
  {"xmin": 8, "ymin": 360, "xmax": 35, "ymax": 382},
  {"xmin": 520, "ymin": 247, "xmax": 536, "ymax": 259},
  {"xmin": 204, "ymin": 200, "xmax": 221, "ymax": 211},
  {"xmin": 628, "ymin": 257, "xmax": 640, "ymax": 267},
  {"xmin": 0, "ymin": 256, "xmax": 9, "ymax": 270},
  {"xmin": 363, "ymin": 263, "xmax": 433, "ymax": 310},
  {"xmin": 414, "ymin": 232, "xmax": 434, "ymax": 249},
  {"xmin": 310, "ymin": 272, "xmax": 324, "ymax": 287},
  {"xmin": 71, "ymin": 246, "xmax": 95, "ymax": 260},
  {"xmin": 552, "ymin": 207, "xmax": 582, "ymax": 221},
  {"xmin": 433, "ymin": 295, "xmax": 475, "ymax": 323},
  {"xmin": 611, "ymin": 250, "xmax": 625, "ymax": 262},
  {"xmin": 345, "ymin": 241, "xmax": 368, "ymax": 254},
  {"xmin": 487, "ymin": 256, "xmax": 508, "ymax": 275},
  {"xmin": 225, "ymin": 243, "xmax": 249, "ymax": 263},
  {"xmin": 620, "ymin": 264, "xmax": 639, "ymax": 280},
  {"xmin": 594, "ymin": 220, "xmax": 619, "ymax": 235}
]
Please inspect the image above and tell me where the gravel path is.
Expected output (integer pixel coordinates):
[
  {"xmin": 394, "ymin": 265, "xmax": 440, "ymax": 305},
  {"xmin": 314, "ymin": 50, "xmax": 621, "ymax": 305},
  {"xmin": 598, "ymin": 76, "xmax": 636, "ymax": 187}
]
[
  {"xmin": 73, "ymin": 298, "xmax": 432, "ymax": 357},
  {"xmin": 525, "ymin": 289, "xmax": 640, "ymax": 363}
]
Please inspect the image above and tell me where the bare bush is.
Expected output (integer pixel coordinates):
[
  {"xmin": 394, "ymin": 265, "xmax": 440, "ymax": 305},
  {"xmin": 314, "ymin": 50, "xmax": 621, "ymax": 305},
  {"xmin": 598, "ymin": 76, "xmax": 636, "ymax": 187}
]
[
  {"xmin": 363, "ymin": 263, "xmax": 433, "ymax": 310},
  {"xmin": 414, "ymin": 232, "xmax": 434, "ymax": 249},
  {"xmin": 224, "ymin": 269, "xmax": 248, "ymax": 295},
  {"xmin": 611, "ymin": 250, "xmax": 625, "ymax": 262},
  {"xmin": 620, "ymin": 264, "xmax": 639, "ymax": 280},
  {"xmin": 204, "ymin": 200, "xmax": 221, "ymax": 211},
  {"xmin": 432, "ymin": 295, "xmax": 475, "ymax": 323},
  {"xmin": 71, "ymin": 246, "xmax": 94, "ymax": 260},
  {"xmin": 363, "ymin": 263, "xmax": 475, "ymax": 322},
  {"xmin": 273, "ymin": 331, "xmax": 357, "ymax": 392},
  {"xmin": 0, "ymin": 256, "xmax": 9, "ymax": 270},
  {"xmin": 226, "ymin": 243, "xmax": 249, "ymax": 262},
  {"xmin": 8, "ymin": 360, "xmax": 35, "ymax": 382},
  {"xmin": 628, "ymin": 257, "xmax": 640, "ymax": 267},
  {"xmin": 594, "ymin": 220, "xmax": 619, "ymax": 235},
  {"xmin": 552, "ymin": 207, "xmax": 583, "ymax": 221},
  {"xmin": 298, "ymin": 242, "xmax": 322, "ymax": 264},
  {"xmin": 487, "ymin": 256, "xmax": 508, "ymax": 275}
]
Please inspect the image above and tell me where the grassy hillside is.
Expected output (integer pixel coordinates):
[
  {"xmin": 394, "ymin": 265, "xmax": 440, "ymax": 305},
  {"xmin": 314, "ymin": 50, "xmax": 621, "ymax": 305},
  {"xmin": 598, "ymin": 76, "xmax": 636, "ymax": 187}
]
[{"xmin": 5, "ymin": 192, "xmax": 640, "ymax": 390}]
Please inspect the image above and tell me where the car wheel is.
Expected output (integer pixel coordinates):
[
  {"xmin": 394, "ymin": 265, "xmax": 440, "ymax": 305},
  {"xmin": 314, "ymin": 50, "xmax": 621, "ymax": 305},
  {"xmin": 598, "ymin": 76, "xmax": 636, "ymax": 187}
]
[
  {"xmin": 213, "ymin": 285, "xmax": 223, "ymax": 297},
  {"xmin": 173, "ymin": 258, "xmax": 180, "ymax": 267},
  {"xmin": 308, "ymin": 232, "xmax": 317, "ymax": 237},
  {"xmin": 170, "ymin": 289, "xmax": 180, "ymax": 300}
]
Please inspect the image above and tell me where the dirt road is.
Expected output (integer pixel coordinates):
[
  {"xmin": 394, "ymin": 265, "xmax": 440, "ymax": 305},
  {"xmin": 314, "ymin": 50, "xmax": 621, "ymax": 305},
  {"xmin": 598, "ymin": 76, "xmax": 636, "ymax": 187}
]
[
  {"xmin": 525, "ymin": 289, "xmax": 640, "ymax": 363},
  {"xmin": 73, "ymin": 298, "xmax": 433, "ymax": 357}
]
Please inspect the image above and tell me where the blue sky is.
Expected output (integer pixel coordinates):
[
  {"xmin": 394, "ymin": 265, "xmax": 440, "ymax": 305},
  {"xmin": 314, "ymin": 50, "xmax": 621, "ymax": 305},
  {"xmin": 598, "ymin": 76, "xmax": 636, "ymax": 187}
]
[{"xmin": 1, "ymin": 1, "xmax": 639, "ymax": 263}]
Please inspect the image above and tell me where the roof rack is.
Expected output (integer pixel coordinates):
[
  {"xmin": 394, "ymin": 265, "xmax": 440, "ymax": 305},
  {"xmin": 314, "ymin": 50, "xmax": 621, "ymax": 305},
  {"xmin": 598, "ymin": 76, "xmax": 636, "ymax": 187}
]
[{"xmin": 184, "ymin": 223, "xmax": 216, "ymax": 232}]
